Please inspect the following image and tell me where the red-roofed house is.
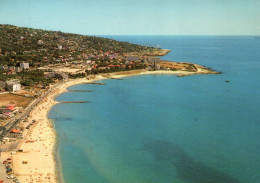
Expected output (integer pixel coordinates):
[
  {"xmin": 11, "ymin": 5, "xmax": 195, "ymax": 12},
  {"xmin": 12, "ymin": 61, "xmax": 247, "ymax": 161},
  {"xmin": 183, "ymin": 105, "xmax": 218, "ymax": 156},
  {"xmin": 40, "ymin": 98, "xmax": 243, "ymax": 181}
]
[
  {"xmin": 0, "ymin": 105, "xmax": 16, "ymax": 114},
  {"xmin": 10, "ymin": 129, "xmax": 20, "ymax": 133},
  {"xmin": 7, "ymin": 106, "xmax": 15, "ymax": 111},
  {"xmin": 7, "ymin": 68, "xmax": 16, "ymax": 75},
  {"xmin": 9, "ymin": 129, "xmax": 23, "ymax": 139}
]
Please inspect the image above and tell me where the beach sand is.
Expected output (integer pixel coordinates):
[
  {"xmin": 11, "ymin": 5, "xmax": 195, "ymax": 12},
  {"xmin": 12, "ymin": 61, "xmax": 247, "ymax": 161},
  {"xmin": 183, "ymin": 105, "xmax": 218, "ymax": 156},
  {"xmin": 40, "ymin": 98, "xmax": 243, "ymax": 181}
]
[
  {"xmin": 10, "ymin": 70, "xmax": 213, "ymax": 183},
  {"xmin": 11, "ymin": 76, "xmax": 104, "ymax": 183},
  {"xmin": 11, "ymin": 91, "xmax": 58, "ymax": 183}
]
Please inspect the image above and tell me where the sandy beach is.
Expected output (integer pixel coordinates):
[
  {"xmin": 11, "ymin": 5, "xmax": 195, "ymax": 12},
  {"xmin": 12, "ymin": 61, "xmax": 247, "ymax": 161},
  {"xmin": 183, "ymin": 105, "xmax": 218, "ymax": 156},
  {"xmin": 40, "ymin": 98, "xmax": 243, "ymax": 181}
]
[
  {"xmin": 8, "ymin": 70, "xmax": 214, "ymax": 183},
  {"xmin": 10, "ymin": 77, "xmax": 99, "ymax": 183}
]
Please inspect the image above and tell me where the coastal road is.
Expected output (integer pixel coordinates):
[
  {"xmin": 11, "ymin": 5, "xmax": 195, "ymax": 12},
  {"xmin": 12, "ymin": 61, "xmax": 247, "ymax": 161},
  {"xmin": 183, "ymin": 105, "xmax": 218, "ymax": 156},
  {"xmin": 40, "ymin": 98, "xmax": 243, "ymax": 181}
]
[
  {"xmin": 0, "ymin": 80, "xmax": 65, "ymax": 183},
  {"xmin": 0, "ymin": 81, "xmax": 64, "ymax": 142}
]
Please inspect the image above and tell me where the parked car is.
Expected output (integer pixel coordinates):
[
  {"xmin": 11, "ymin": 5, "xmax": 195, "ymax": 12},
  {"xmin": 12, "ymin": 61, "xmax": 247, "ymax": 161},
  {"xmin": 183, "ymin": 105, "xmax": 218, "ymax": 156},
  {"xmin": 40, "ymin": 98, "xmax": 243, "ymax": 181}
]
[
  {"xmin": 13, "ymin": 177, "xmax": 19, "ymax": 182},
  {"xmin": 6, "ymin": 174, "xmax": 14, "ymax": 179}
]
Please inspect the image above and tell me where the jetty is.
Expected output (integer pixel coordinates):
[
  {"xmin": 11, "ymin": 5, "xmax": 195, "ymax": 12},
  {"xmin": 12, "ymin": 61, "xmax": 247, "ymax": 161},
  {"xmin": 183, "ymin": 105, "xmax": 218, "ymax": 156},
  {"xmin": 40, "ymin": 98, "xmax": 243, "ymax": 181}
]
[
  {"xmin": 177, "ymin": 74, "xmax": 192, "ymax": 77},
  {"xmin": 60, "ymin": 101, "xmax": 90, "ymax": 103},
  {"xmin": 83, "ymin": 82, "xmax": 105, "ymax": 85},
  {"xmin": 67, "ymin": 90, "xmax": 94, "ymax": 92},
  {"xmin": 111, "ymin": 78, "xmax": 124, "ymax": 80}
]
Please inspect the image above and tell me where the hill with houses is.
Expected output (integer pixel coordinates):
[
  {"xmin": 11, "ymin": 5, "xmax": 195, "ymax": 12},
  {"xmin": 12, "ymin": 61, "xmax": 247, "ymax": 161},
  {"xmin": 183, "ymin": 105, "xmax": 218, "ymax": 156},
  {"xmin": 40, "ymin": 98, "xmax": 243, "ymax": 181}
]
[
  {"xmin": 0, "ymin": 24, "xmax": 217, "ymax": 93},
  {"xmin": 0, "ymin": 24, "xmax": 165, "ymax": 66},
  {"xmin": 0, "ymin": 24, "xmax": 169, "ymax": 89}
]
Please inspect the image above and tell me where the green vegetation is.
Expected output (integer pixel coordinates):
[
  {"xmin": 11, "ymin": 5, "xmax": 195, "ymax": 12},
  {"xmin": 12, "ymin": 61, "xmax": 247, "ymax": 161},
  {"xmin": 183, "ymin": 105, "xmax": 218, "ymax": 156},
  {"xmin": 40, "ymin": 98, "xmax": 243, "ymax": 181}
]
[
  {"xmin": 17, "ymin": 70, "xmax": 54, "ymax": 86},
  {"xmin": 0, "ymin": 70, "xmax": 55, "ymax": 86},
  {"xmin": 0, "ymin": 24, "xmax": 161, "ymax": 66},
  {"xmin": 0, "ymin": 24, "xmax": 164, "ymax": 87}
]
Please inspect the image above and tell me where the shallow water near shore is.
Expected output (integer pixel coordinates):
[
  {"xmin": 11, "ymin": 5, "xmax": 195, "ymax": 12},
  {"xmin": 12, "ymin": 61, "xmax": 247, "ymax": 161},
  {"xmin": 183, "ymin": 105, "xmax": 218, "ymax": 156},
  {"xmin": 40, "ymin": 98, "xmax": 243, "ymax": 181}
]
[{"xmin": 49, "ymin": 36, "xmax": 260, "ymax": 183}]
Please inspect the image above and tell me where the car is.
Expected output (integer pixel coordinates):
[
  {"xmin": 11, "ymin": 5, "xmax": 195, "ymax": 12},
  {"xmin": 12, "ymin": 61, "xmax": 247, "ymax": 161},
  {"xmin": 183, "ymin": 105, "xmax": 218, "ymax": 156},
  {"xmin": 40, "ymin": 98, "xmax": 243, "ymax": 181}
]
[
  {"xmin": 2, "ymin": 161, "xmax": 7, "ymax": 164},
  {"xmin": 6, "ymin": 175, "xmax": 13, "ymax": 179},
  {"xmin": 13, "ymin": 177, "xmax": 19, "ymax": 182}
]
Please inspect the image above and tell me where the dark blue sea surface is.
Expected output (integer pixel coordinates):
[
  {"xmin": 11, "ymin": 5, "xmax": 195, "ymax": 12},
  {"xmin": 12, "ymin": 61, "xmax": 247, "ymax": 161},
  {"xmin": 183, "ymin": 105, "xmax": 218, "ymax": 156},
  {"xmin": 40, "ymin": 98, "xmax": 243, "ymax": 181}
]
[{"xmin": 49, "ymin": 36, "xmax": 260, "ymax": 183}]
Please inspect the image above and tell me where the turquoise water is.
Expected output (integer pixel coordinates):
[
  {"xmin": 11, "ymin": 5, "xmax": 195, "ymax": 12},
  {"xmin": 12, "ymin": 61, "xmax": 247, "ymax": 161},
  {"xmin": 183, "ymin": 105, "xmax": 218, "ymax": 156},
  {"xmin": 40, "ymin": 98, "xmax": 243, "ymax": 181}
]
[{"xmin": 49, "ymin": 36, "xmax": 260, "ymax": 183}]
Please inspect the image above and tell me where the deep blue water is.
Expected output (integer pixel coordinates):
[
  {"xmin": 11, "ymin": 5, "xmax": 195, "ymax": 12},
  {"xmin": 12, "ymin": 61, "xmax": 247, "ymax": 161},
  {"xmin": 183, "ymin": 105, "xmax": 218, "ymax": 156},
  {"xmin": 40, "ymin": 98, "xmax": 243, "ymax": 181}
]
[{"xmin": 49, "ymin": 36, "xmax": 260, "ymax": 183}]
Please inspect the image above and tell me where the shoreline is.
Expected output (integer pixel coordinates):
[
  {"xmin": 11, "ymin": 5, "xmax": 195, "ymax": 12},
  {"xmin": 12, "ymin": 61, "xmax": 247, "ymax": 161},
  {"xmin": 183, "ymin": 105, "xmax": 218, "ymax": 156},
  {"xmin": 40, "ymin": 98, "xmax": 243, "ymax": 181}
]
[
  {"xmin": 10, "ymin": 69, "xmax": 219, "ymax": 183},
  {"xmin": 52, "ymin": 118, "xmax": 65, "ymax": 183}
]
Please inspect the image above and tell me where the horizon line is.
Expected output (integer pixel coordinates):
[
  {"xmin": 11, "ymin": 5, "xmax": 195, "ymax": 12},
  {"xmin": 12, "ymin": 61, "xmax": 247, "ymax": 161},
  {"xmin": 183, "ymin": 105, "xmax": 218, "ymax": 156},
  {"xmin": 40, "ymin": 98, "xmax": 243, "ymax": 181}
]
[
  {"xmin": 1, "ymin": 23, "xmax": 259, "ymax": 37},
  {"xmin": 94, "ymin": 35, "xmax": 259, "ymax": 36}
]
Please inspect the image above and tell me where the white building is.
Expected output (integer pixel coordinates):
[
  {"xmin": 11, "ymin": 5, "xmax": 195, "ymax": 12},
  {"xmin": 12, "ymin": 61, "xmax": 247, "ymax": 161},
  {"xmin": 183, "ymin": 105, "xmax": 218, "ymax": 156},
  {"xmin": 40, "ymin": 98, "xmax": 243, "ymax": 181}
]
[
  {"xmin": 20, "ymin": 62, "xmax": 29, "ymax": 70},
  {"xmin": 6, "ymin": 79, "xmax": 21, "ymax": 92},
  {"xmin": 37, "ymin": 40, "xmax": 43, "ymax": 44}
]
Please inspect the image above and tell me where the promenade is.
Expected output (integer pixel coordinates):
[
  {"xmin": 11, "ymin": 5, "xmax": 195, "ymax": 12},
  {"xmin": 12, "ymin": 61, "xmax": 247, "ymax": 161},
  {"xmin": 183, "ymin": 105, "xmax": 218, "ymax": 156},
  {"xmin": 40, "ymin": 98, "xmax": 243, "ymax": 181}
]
[{"xmin": 0, "ymin": 81, "xmax": 63, "ymax": 182}]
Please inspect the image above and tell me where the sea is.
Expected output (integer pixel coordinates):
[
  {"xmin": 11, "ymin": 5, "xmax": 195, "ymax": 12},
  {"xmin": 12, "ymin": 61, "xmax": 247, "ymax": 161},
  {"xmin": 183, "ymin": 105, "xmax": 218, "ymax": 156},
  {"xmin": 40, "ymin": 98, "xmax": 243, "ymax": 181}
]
[{"xmin": 49, "ymin": 36, "xmax": 260, "ymax": 183}]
